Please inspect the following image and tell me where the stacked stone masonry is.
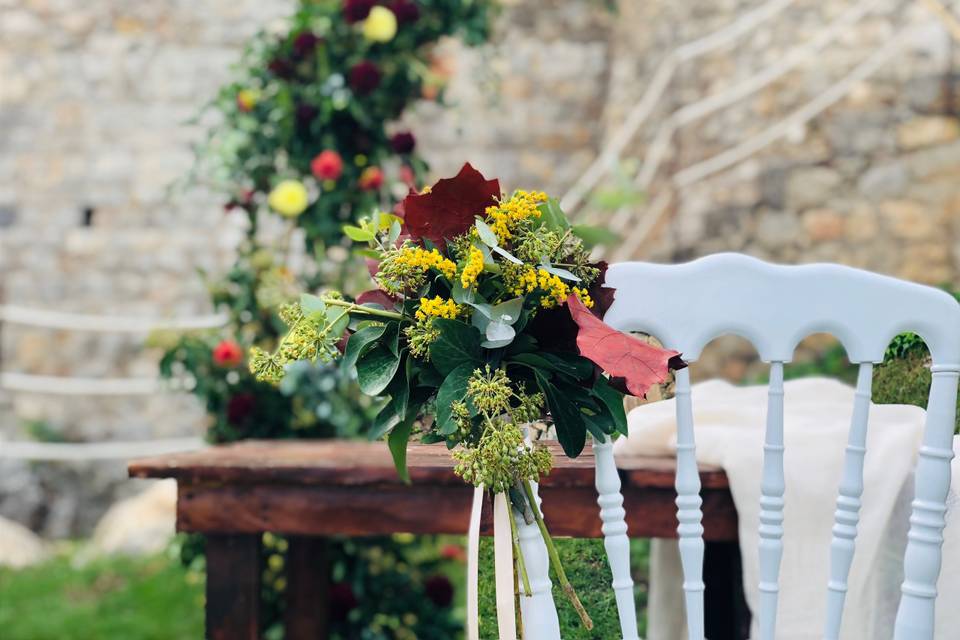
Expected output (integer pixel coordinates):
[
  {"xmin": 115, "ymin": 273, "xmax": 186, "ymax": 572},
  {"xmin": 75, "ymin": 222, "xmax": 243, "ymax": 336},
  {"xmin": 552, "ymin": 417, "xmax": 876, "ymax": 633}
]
[{"xmin": 2, "ymin": 0, "xmax": 960, "ymax": 534}]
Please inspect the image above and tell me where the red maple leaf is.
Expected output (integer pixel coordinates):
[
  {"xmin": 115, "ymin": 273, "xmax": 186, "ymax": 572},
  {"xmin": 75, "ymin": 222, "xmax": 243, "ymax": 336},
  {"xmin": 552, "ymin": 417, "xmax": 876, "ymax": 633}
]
[
  {"xmin": 567, "ymin": 294, "xmax": 685, "ymax": 397},
  {"xmin": 402, "ymin": 163, "xmax": 500, "ymax": 249}
]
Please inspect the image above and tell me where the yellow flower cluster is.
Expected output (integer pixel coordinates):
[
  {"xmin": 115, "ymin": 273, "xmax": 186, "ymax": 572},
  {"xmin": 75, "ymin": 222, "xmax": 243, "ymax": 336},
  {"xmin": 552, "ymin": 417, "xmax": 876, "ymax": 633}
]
[
  {"xmin": 460, "ymin": 245, "xmax": 484, "ymax": 289},
  {"xmin": 485, "ymin": 190, "xmax": 546, "ymax": 242},
  {"xmin": 416, "ymin": 295, "xmax": 460, "ymax": 320},
  {"xmin": 572, "ymin": 287, "xmax": 595, "ymax": 309},
  {"xmin": 394, "ymin": 247, "xmax": 456, "ymax": 280},
  {"xmin": 509, "ymin": 267, "xmax": 596, "ymax": 309}
]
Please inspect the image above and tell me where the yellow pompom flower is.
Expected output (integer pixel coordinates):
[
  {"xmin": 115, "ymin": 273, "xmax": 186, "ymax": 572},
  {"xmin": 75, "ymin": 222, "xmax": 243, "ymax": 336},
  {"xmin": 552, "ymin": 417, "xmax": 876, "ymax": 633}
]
[
  {"xmin": 268, "ymin": 180, "xmax": 309, "ymax": 218},
  {"xmin": 416, "ymin": 296, "xmax": 460, "ymax": 321},
  {"xmin": 236, "ymin": 88, "xmax": 260, "ymax": 112},
  {"xmin": 485, "ymin": 190, "xmax": 546, "ymax": 243},
  {"xmin": 460, "ymin": 245, "xmax": 484, "ymax": 289},
  {"xmin": 363, "ymin": 6, "xmax": 397, "ymax": 43}
]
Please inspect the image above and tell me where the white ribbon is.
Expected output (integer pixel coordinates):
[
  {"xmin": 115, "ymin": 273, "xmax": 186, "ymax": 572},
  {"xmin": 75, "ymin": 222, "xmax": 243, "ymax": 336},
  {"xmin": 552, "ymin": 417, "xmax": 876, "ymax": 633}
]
[
  {"xmin": 467, "ymin": 486, "xmax": 483, "ymax": 640},
  {"xmin": 467, "ymin": 487, "xmax": 519, "ymax": 640}
]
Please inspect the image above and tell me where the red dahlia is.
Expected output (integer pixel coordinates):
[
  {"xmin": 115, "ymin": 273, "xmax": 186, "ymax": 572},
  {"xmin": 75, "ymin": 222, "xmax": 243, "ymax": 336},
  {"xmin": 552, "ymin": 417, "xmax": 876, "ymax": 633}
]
[
  {"xmin": 212, "ymin": 340, "xmax": 244, "ymax": 367},
  {"xmin": 311, "ymin": 150, "xmax": 344, "ymax": 181}
]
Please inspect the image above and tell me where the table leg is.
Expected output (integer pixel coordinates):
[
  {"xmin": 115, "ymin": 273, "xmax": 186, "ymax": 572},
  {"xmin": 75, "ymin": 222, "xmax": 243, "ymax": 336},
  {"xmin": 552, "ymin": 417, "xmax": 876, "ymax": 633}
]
[
  {"xmin": 703, "ymin": 541, "xmax": 750, "ymax": 640},
  {"xmin": 206, "ymin": 534, "xmax": 262, "ymax": 640},
  {"xmin": 285, "ymin": 536, "xmax": 330, "ymax": 640}
]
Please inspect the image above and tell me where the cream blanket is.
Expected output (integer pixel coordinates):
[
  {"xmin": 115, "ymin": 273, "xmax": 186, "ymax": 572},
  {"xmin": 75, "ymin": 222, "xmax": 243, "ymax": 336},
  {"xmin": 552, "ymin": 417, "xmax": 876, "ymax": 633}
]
[{"xmin": 614, "ymin": 377, "xmax": 960, "ymax": 640}]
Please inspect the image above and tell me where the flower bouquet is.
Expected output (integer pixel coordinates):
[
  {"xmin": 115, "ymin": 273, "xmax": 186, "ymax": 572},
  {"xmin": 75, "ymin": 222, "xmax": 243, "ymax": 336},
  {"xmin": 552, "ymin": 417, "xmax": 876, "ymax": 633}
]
[{"xmin": 251, "ymin": 163, "xmax": 684, "ymax": 634}]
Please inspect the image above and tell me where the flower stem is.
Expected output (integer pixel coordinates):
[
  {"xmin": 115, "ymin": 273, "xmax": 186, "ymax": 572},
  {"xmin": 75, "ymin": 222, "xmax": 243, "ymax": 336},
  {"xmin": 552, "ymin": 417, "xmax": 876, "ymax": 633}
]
[
  {"xmin": 522, "ymin": 480, "xmax": 593, "ymax": 630},
  {"xmin": 507, "ymin": 497, "xmax": 532, "ymax": 598},
  {"xmin": 321, "ymin": 297, "xmax": 408, "ymax": 321}
]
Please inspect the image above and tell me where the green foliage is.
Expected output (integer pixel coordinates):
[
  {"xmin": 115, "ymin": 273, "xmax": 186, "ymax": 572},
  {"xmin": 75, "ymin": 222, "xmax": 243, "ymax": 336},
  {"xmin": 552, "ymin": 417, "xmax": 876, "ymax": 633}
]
[
  {"xmin": 476, "ymin": 538, "xmax": 651, "ymax": 639},
  {"xmin": 194, "ymin": 0, "xmax": 497, "ymax": 253},
  {"xmin": 0, "ymin": 550, "xmax": 204, "ymax": 640}
]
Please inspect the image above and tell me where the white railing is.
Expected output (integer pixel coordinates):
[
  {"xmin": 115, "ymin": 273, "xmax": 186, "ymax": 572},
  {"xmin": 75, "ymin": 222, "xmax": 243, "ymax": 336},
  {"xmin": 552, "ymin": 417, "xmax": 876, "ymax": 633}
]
[{"xmin": 0, "ymin": 304, "xmax": 220, "ymax": 459}]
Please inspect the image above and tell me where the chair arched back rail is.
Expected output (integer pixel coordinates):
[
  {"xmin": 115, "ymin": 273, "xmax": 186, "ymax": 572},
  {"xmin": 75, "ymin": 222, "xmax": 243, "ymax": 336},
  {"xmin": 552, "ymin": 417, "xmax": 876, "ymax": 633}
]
[{"xmin": 593, "ymin": 253, "xmax": 960, "ymax": 640}]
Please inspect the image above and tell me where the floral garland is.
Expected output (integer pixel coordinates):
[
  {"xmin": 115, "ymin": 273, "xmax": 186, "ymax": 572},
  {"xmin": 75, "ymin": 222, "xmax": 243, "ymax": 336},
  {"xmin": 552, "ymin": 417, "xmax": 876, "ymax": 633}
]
[
  {"xmin": 252, "ymin": 163, "xmax": 685, "ymax": 630},
  {"xmin": 200, "ymin": 0, "xmax": 497, "ymax": 254}
]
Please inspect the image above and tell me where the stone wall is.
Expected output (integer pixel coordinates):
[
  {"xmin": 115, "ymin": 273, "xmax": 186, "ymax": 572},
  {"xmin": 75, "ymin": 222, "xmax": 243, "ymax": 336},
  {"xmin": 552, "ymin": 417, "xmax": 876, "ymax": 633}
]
[{"xmin": 3, "ymin": 0, "xmax": 960, "ymax": 535}]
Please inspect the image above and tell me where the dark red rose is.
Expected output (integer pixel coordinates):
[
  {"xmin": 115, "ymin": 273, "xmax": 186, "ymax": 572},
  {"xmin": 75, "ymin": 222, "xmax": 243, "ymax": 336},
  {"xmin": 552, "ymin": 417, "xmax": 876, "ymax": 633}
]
[
  {"xmin": 343, "ymin": 0, "xmax": 376, "ymax": 23},
  {"xmin": 226, "ymin": 393, "xmax": 256, "ymax": 425},
  {"xmin": 267, "ymin": 57, "xmax": 295, "ymax": 80},
  {"xmin": 424, "ymin": 574, "xmax": 454, "ymax": 608},
  {"xmin": 329, "ymin": 582, "xmax": 358, "ymax": 622},
  {"xmin": 295, "ymin": 103, "xmax": 318, "ymax": 128},
  {"xmin": 402, "ymin": 162, "xmax": 500, "ymax": 249},
  {"xmin": 349, "ymin": 60, "xmax": 382, "ymax": 96},
  {"xmin": 389, "ymin": 0, "xmax": 420, "ymax": 24},
  {"xmin": 292, "ymin": 32, "xmax": 320, "ymax": 59},
  {"xmin": 390, "ymin": 131, "xmax": 416, "ymax": 154}
]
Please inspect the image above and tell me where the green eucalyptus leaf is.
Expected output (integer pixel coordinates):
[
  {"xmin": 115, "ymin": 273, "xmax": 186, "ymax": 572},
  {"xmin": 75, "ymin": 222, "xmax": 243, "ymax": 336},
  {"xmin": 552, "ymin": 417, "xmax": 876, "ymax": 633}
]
[
  {"xmin": 369, "ymin": 358, "xmax": 411, "ymax": 439},
  {"xmin": 356, "ymin": 343, "xmax": 402, "ymax": 395},
  {"xmin": 429, "ymin": 319, "xmax": 483, "ymax": 376},
  {"xmin": 341, "ymin": 324, "xmax": 387, "ymax": 374},
  {"xmin": 592, "ymin": 375, "xmax": 628, "ymax": 437},
  {"xmin": 491, "ymin": 297, "xmax": 523, "ymax": 325},
  {"xmin": 492, "ymin": 245, "xmax": 523, "ymax": 265},
  {"xmin": 300, "ymin": 293, "xmax": 326, "ymax": 317},
  {"xmin": 572, "ymin": 224, "xmax": 619, "ymax": 248},
  {"xmin": 388, "ymin": 413, "xmax": 416, "ymax": 484},
  {"xmin": 388, "ymin": 220, "xmax": 402, "ymax": 244},
  {"xmin": 328, "ymin": 310, "xmax": 351, "ymax": 337},
  {"xmin": 539, "ymin": 262, "xmax": 581, "ymax": 282},
  {"xmin": 534, "ymin": 370, "xmax": 585, "ymax": 457},
  {"xmin": 436, "ymin": 363, "xmax": 476, "ymax": 435},
  {"xmin": 537, "ymin": 198, "xmax": 571, "ymax": 232},
  {"xmin": 482, "ymin": 320, "xmax": 515, "ymax": 348},
  {"xmin": 475, "ymin": 217, "xmax": 499, "ymax": 247},
  {"xmin": 343, "ymin": 225, "xmax": 376, "ymax": 242}
]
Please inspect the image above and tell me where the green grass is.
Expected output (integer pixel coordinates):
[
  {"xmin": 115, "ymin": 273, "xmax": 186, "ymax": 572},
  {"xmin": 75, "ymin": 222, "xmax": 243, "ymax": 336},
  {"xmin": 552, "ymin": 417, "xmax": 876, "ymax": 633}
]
[
  {"xmin": 477, "ymin": 537, "xmax": 650, "ymax": 639},
  {"xmin": 0, "ymin": 548, "xmax": 204, "ymax": 640},
  {"xmin": 0, "ymin": 539, "xmax": 651, "ymax": 640}
]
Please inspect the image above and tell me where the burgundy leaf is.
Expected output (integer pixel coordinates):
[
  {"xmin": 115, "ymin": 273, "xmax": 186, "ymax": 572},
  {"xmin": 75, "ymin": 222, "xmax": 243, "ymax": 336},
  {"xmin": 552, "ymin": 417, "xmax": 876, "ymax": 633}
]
[
  {"xmin": 402, "ymin": 163, "xmax": 500, "ymax": 249},
  {"xmin": 567, "ymin": 294, "xmax": 685, "ymax": 397},
  {"xmin": 356, "ymin": 289, "xmax": 398, "ymax": 310}
]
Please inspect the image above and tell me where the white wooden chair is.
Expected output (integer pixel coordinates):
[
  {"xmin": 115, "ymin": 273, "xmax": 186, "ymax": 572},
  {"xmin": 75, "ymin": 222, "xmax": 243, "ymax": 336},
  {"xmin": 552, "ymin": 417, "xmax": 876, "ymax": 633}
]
[{"xmin": 516, "ymin": 253, "xmax": 960, "ymax": 640}]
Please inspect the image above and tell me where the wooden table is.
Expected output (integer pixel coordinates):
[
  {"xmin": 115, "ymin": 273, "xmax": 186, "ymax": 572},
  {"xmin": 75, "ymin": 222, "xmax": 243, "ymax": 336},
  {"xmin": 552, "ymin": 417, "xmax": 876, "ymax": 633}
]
[{"xmin": 130, "ymin": 440, "xmax": 746, "ymax": 639}]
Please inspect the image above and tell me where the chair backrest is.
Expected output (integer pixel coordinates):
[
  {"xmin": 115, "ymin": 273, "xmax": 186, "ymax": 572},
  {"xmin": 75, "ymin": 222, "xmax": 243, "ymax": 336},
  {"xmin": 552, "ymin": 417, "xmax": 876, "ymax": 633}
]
[{"xmin": 593, "ymin": 253, "xmax": 960, "ymax": 640}]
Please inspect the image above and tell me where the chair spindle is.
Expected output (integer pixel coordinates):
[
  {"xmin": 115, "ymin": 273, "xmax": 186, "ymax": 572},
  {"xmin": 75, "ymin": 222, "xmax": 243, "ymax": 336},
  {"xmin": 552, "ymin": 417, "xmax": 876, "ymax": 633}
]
[
  {"xmin": 758, "ymin": 361, "xmax": 786, "ymax": 640},
  {"xmin": 823, "ymin": 362, "xmax": 873, "ymax": 639}
]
